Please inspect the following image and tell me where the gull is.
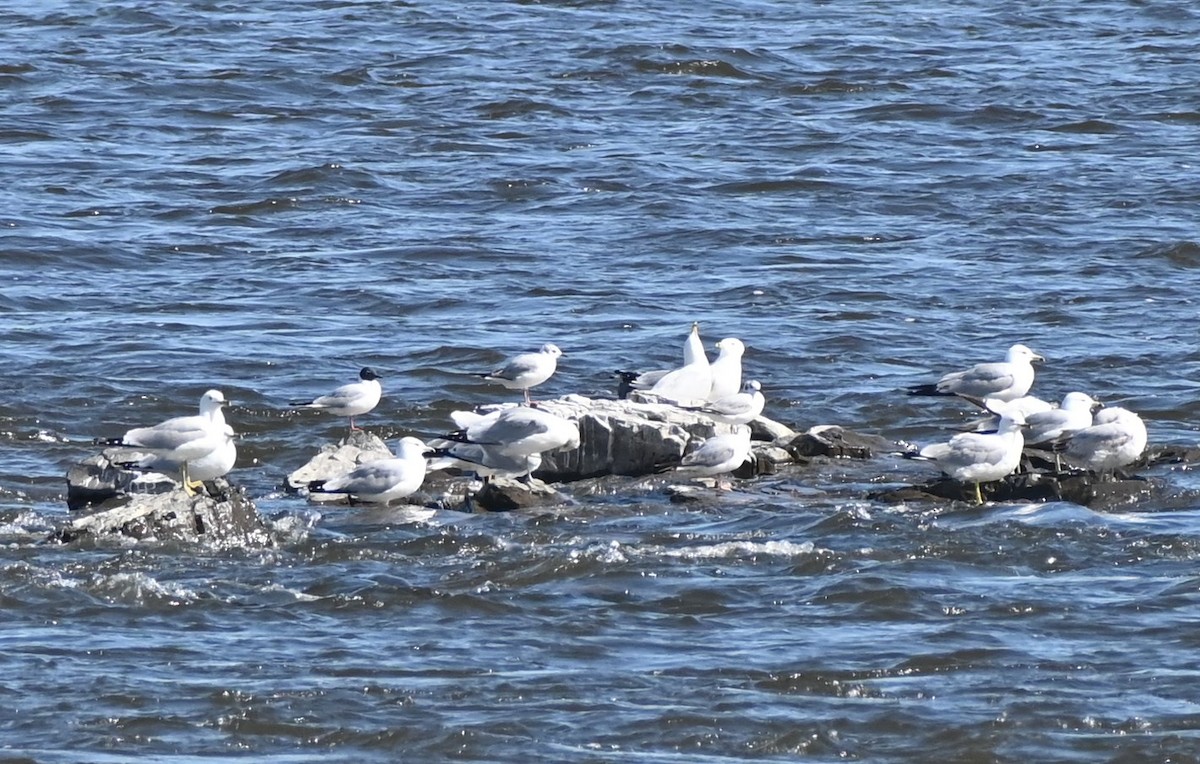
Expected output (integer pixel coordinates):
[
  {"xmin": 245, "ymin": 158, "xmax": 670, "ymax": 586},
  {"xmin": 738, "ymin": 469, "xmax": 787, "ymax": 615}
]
[
  {"xmin": 671, "ymin": 425, "xmax": 753, "ymax": 483},
  {"xmin": 118, "ymin": 423, "xmax": 237, "ymax": 486},
  {"xmin": 448, "ymin": 406, "xmax": 580, "ymax": 458},
  {"xmin": 307, "ymin": 436, "xmax": 432, "ymax": 504},
  {"xmin": 707, "ymin": 337, "xmax": 745, "ymax": 402},
  {"xmin": 963, "ymin": 395, "xmax": 1054, "ymax": 431},
  {"xmin": 907, "ymin": 344, "xmax": 1045, "ymax": 403},
  {"xmin": 479, "ymin": 344, "xmax": 563, "ymax": 406},
  {"xmin": 1058, "ymin": 406, "xmax": 1147, "ymax": 477},
  {"xmin": 616, "ymin": 322, "xmax": 706, "ymax": 398},
  {"xmin": 910, "ymin": 410, "xmax": 1027, "ymax": 504},
  {"xmin": 1024, "ymin": 392, "xmax": 1103, "ymax": 471},
  {"xmin": 426, "ymin": 442, "xmax": 543, "ymax": 482},
  {"xmin": 684, "ymin": 380, "xmax": 765, "ymax": 425},
  {"xmin": 649, "ymin": 325, "xmax": 712, "ymax": 405},
  {"xmin": 290, "ymin": 367, "xmax": 382, "ymax": 431},
  {"xmin": 95, "ymin": 389, "xmax": 229, "ymax": 493}
]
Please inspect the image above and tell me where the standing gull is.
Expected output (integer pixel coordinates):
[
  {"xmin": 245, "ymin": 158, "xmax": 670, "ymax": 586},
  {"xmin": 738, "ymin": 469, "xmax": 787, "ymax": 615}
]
[
  {"xmin": 119, "ymin": 423, "xmax": 237, "ymax": 486},
  {"xmin": 479, "ymin": 344, "xmax": 563, "ymax": 406},
  {"xmin": 96, "ymin": 389, "xmax": 230, "ymax": 493},
  {"xmin": 308, "ymin": 436, "xmax": 432, "ymax": 504},
  {"xmin": 290, "ymin": 367, "xmax": 382, "ymax": 431},
  {"xmin": 707, "ymin": 337, "xmax": 745, "ymax": 402},
  {"xmin": 684, "ymin": 380, "xmax": 765, "ymax": 425},
  {"xmin": 449, "ymin": 406, "xmax": 580, "ymax": 458},
  {"xmin": 616, "ymin": 322, "xmax": 706, "ymax": 398},
  {"xmin": 908, "ymin": 344, "xmax": 1045, "ymax": 403},
  {"xmin": 649, "ymin": 325, "xmax": 712, "ymax": 405},
  {"xmin": 671, "ymin": 425, "xmax": 753, "ymax": 484},
  {"xmin": 426, "ymin": 442, "xmax": 543, "ymax": 482},
  {"xmin": 910, "ymin": 410, "xmax": 1027, "ymax": 504},
  {"xmin": 1024, "ymin": 392, "xmax": 1103, "ymax": 470}
]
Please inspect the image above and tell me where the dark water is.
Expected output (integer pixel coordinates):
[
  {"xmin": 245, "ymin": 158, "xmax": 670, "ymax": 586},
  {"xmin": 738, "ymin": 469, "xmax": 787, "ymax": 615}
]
[{"xmin": 3, "ymin": 0, "xmax": 1200, "ymax": 760}]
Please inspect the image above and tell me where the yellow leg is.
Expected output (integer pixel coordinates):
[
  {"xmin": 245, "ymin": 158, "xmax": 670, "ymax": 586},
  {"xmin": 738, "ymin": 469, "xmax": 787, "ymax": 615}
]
[
  {"xmin": 180, "ymin": 463, "xmax": 200, "ymax": 496},
  {"xmin": 973, "ymin": 482, "xmax": 983, "ymax": 505}
]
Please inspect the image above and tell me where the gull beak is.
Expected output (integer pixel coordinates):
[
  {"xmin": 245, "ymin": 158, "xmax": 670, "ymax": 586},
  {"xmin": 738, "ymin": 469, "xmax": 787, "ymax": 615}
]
[{"xmin": 1032, "ymin": 353, "xmax": 1046, "ymax": 363}]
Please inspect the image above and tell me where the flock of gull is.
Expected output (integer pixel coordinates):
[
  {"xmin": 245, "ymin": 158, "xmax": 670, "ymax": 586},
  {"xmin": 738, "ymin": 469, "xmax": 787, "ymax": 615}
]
[{"xmin": 90, "ymin": 327, "xmax": 1148, "ymax": 507}]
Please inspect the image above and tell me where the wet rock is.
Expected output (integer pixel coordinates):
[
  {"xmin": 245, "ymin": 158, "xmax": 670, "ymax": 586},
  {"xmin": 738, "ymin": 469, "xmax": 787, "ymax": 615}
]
[
  {"xmin": 872, "ymin": 470, "xmax": 1163, "ymax": 509},
  {"xmin": 61, "ymin": 451, "xmax": 272, "ymax": 546},
  {"xmin": 469, "ymin": 477, "xmax": 568, "ymax": 512},
  {"xmin": 785, "ymin": 425, "xmax": 900, "ymax": 461},
  {"xmin": 286, "ymin": 429, "xmax": 394, "ymax": 499},
  {"xmin": 512, "ymin": 394, "xmax": 795, "ymax": 481}
]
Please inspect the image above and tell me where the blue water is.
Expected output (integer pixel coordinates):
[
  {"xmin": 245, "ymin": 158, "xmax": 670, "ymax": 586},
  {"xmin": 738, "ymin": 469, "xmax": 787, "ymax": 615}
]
[{"xmin": 3, "ymin": 0, "xmax": 1200, "ymax": 760}]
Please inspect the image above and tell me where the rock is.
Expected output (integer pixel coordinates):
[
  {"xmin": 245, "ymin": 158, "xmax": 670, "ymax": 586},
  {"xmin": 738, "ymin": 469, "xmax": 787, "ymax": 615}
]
[
  {"xmin": 469, "ymin": 477, "xmax": 568, "ymax": 512},
  {"xmin": 871, "ymin": 470, "xmax": 1164, "ymax": 509},
  {"xmin": 53, "ymin": 483, "xmax": 271, "ymax": 547},
  {"xmin": 505, "ymin": 394, "xmax": 797, "ymax": 481},
  {"xmin": 286, "ymin": 429, "xmax": 395, "ymax": 499},
  {"xmin": 785, "ymin": 425, "xmax": 900, "ymax": 460},
  {"xmin": 60, "ymin": 450, "xmax": 271, "ymax": 546}
]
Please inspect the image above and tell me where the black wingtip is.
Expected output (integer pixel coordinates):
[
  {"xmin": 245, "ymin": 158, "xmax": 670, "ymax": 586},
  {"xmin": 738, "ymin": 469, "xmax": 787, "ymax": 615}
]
[
  {"xmin": 906, "ymin": 384, "xmax": 948, "ymax": 397},
  {"xmin": 93, "ymin": 437, "xmax": 125, "ymax": 446},
  {"xmin": 308, "ymin": 480, "xmax": 328, "ymax": 492}
]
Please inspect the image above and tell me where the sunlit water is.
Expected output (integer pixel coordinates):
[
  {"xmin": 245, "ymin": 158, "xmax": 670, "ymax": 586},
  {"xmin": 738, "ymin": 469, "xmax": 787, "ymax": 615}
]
[{"xmin": 2, "ymin": 1, "xmax": 1200, "ymax": 760}]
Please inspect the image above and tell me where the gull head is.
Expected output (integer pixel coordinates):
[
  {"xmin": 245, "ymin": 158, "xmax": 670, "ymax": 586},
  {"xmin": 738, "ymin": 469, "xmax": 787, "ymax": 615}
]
[
  {"xmin": 1061, "ymin": 391, "xmax": 1101, "ymax": 413},
  {"xmin": 199, "ymin": 389, "xmax": 228, "ymax": 416},
  {"xmin": 540, "ymin": 343, "xmax": 564, "ymax": 358},
  {"xmin": 359, "ymin": 367, "xmax": 382, "ymax": 381},
  {"xmin": 1007, "ymin": 344, "xmax": 1045, "ymax": 364},
  {"xmin": 715, "ymin": 337, "xmax": 745, "ymax": 357}
]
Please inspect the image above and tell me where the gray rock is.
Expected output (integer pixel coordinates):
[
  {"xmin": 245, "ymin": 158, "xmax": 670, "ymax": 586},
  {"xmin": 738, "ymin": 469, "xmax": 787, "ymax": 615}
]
[
  {"xmin": 785, "ymin": 425, "xmax": 899, "ymax": 460},
  {"xmin": 521, "ymin": 394, "xmax": 797, "ymax": 481},
  {"xmin": 286, "ymin": 429, "xmax": 395, "ymax": 499},
  {"xmin": 60, "ymin": 451, "xmax": 271, "ymax": 546},
  {"xmin": 54, "ymin": 484, "xmax": 271, "ymax": 547},
  {"xmin": 871, "ymin": 471, "xmax": 1164, "ymax": 510},
  {"xmin": 469, "ymin": 477, "xmax": 568, "ymax": 512}
]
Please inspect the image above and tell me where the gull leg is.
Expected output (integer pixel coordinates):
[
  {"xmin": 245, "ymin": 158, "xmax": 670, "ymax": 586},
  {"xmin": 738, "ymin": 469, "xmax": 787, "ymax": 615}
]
[
  {"xmin": 181, "ymin": 463, "xmax": 198, "ymax": 496},
  {"xmin": 523, "ymin": 388, "xmax": 533, "ymax": 407},
  {"xmin": 349, "ymin": 415, "xmax": 361, "ymax": 431},
  {"xmin": 973, "ymin": 482, "xmax": 983, "ymax": 505}
]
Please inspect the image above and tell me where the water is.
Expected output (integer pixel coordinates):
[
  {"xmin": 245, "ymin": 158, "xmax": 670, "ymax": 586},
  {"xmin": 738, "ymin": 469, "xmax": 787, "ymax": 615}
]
[{"xmin": 3, "ymin": 0, "xmax": 1200, "ymax": 760}]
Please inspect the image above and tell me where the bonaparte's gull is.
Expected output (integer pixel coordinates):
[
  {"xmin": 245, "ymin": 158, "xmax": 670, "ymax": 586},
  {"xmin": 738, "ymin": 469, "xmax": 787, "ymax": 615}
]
[
  {"xmin": 479, "ymin": 344, "xmax": 562, "ymax": 406},
  {"xmin": 307, "ymin": 436, "xmax": 431, "ymax": 504},
  {"xmin": 96, "ymin": 389, "xmax": 229, "ymax": 493},
  {"xmin": 911, "ymin": 411, "xmax": 1027, "ymax": 504},
  {"xmin": 908, "ymin": 344, "xmax": 1044, "ymax": 403},
  {"xmin": 290, "ymin": 367, "xmax": 382, "ymax": 431}
]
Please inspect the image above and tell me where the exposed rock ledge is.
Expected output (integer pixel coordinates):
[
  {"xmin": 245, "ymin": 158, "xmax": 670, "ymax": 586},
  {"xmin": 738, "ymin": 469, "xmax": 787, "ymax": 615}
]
[{"xmin": 59, "ymin": 451, "xmax": 272, "ymax": 547}]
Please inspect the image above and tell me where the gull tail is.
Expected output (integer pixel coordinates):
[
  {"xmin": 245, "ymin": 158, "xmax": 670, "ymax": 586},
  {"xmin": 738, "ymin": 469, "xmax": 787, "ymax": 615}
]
[{"xmin": 93, "ymin": 436, "xmax": 126, "ymax": 446}]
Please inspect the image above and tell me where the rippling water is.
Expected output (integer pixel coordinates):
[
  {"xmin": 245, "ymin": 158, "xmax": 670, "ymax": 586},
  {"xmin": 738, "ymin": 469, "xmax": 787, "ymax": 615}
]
[{"xmin": 3, "ymin": 0, "xmax": 1200, "ymax": 760}]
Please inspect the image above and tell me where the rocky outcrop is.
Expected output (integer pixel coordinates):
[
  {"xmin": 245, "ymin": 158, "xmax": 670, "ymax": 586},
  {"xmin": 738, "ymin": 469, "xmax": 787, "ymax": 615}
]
[
  {"xmin": 514, "ymin": 394, "xmax": 798, "ymax": 481},
  {"xmin": 60, "ymin": 451, "xmax": 271, "ymax": 546},
  {"xmin": 285, "ymin": 429, "xmax": 395, "ymax": 500}
]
